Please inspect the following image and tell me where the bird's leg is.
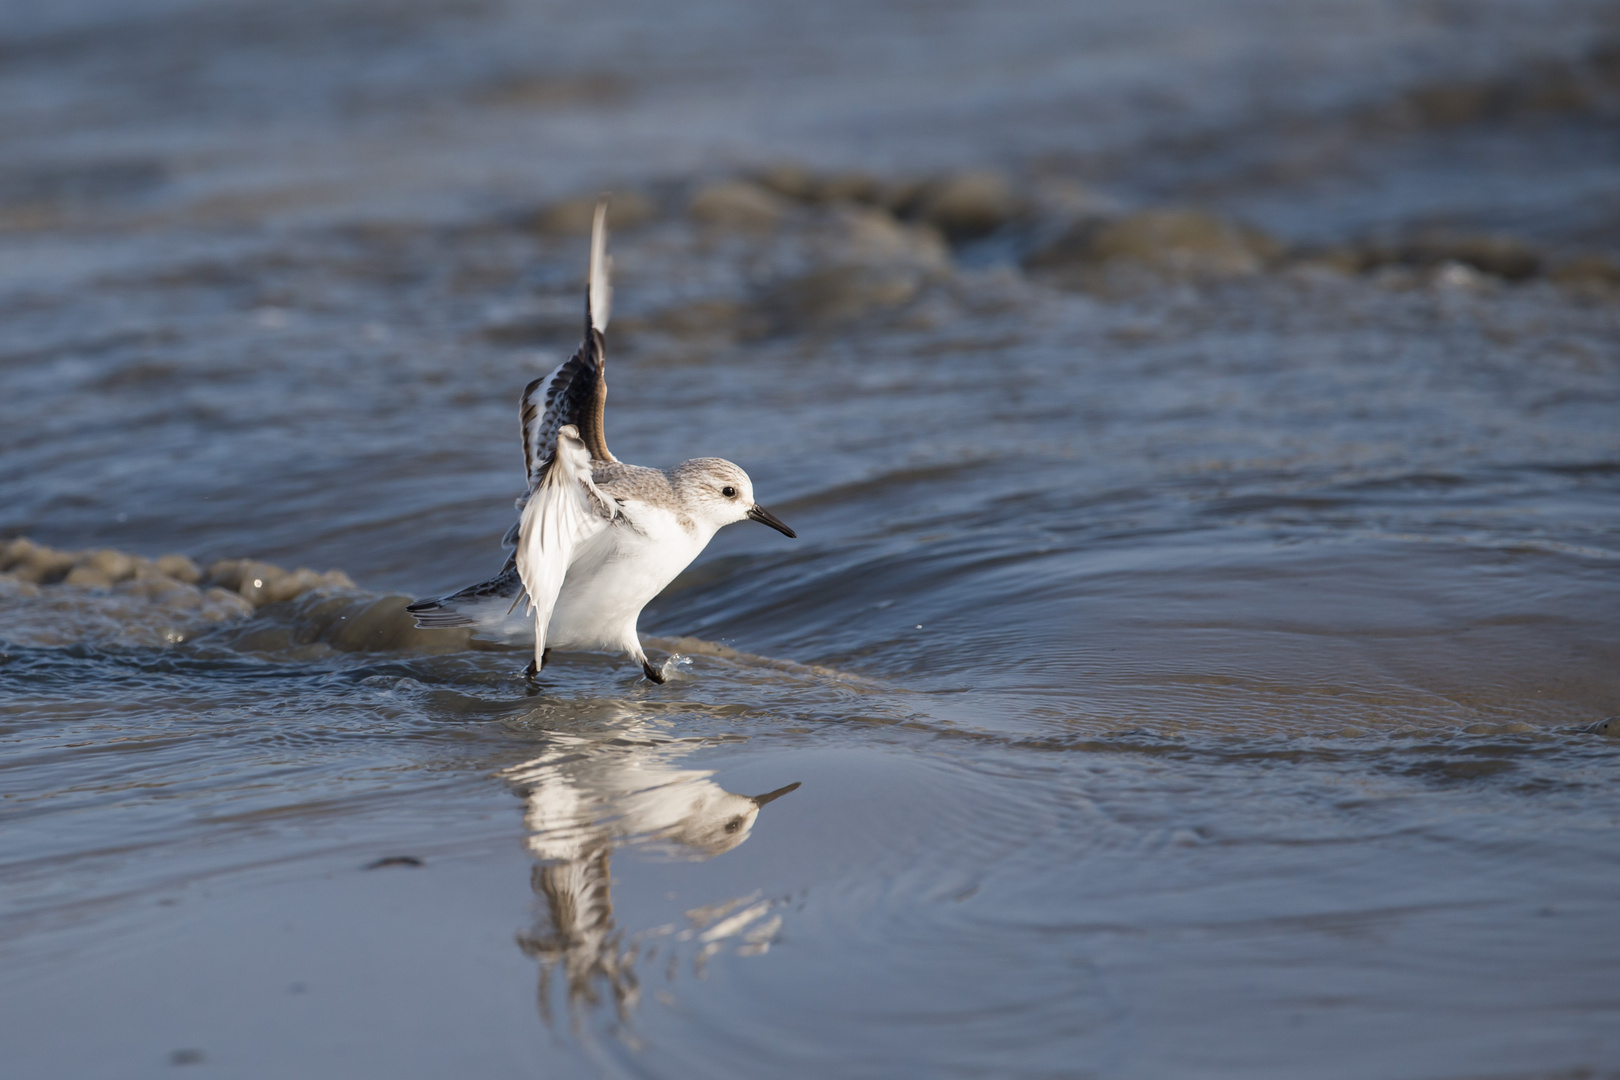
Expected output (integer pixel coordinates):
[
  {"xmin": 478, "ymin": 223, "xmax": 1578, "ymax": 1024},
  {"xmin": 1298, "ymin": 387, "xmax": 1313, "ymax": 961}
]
[
  {"xmin": 627, "ymin": 632, "xmax": 665, "ymax": 684},
  {"xmin": 523, "ymin": 648, "xmax": 552, "ymax": 681}
]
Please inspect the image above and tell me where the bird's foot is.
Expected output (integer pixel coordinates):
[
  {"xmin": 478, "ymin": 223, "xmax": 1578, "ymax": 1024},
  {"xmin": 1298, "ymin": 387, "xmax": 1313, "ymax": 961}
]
[
  {"xmin": 522, "ymin": 649, "xmax": 552, "ymax": 681},
  {"xmin": 641, "ymin": 659, "xmax": 667, "ymax": 685}
]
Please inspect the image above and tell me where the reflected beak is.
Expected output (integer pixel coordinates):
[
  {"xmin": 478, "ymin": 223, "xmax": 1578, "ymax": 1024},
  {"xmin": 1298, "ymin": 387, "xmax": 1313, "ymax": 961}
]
[
  {"xmin": 747, "ymin": 504, "xmax": 797, "ymax": 538},
  {"xmin": 750, "ymin": 781, "xmax": 802, "ymax": 808}
]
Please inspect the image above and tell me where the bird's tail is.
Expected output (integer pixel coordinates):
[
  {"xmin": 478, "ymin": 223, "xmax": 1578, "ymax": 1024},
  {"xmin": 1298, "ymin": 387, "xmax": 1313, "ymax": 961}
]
[{"xmin": 406, "ymin": 561, "xmax": 527, "ymax": 631}]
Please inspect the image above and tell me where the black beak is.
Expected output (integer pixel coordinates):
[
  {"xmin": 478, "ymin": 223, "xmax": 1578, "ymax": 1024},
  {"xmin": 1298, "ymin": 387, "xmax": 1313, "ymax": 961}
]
[
  {"xmin": 747, "ymin": 505, "xmax": 797, "ymax": 538},
  {"xmin": 750, "ymin": 781, "xmax": 801, "ymax": 808}
]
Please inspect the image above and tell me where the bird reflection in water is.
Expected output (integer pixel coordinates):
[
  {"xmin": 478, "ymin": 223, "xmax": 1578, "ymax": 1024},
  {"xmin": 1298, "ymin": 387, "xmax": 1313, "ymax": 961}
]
[{"xmin": 500, "ymin": 715, "xmax": 799, "ymax": 1028}]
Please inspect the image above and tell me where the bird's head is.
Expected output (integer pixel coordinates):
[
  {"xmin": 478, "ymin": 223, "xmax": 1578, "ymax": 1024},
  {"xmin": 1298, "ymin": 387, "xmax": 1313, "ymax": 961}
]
[{"xmin": 672, "ymin": 458, "xmax": 796, "ymax": 538}]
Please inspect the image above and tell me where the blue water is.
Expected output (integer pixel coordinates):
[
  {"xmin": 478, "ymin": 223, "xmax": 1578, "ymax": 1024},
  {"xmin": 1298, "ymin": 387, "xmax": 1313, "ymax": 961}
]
[{"xmin": 3, "ymin": 1, "xmax": 1619, "ymax": 1076}]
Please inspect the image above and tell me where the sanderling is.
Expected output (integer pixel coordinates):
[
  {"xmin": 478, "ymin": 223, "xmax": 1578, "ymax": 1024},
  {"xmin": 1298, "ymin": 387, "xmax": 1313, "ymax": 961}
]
[{"xmin": 408, "ymin": 200, "xmax": 796, "ymax": 683}]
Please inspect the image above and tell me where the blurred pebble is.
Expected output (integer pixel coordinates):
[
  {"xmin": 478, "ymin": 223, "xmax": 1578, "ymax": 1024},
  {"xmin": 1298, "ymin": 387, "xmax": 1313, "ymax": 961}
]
[
  {"xmin": 827, "ymin": 204, "xmax": 948, "ymax": 269},
  {"xmin": 1288, "ymin": 248, "xmax": 1366, "ymax": 276},
  {"xmin": 212, "ymin": 560, "xmax": 354, "ymax": 607},
  {"xmin": 155, "ymin": 554, "xmax": 202, "ymax": 583},
  {"xmin": 201, "ymin": 587, "xmax": 256, "ymax": 619},
  {"xmin": 754, "ymin": 163, "xmax": 816, "ymax": 200},
  {"xmin": 124, "ymin": 573, "xmax": 202, "ymax": 608},
  {"xmin": 1399, "ymin": 231, "xmax": 1541, "ymax": 280},
  {"xmin": 1550, "ymin": 254, "xmax": 1620, "ymax": 293},
  {"xmin": 63, "ymin": 566, "xmax": 116, "ymax": 588},
  {"xmin": 265, "ymin": 567, "xmax": 325, "ymax": 604},
  {"xmin": 762, "ymin": 264, "xmax": 926, "ymax": 333},
  {"xmin": 0, "ymin": 538, "xmax": 382, "ymax": 650},
  {"xmin": 1027, "ymin": 208, "xmax": 1280, "ymax": 278},
  {"xmin": 909, "ymin": 171, "xmax": 1020, "ymax": 242},
  {"xmin": 688, "ymin": 181, "xmax": 788, "ymax": 231},
  {"xmin": 217, "ymin": 560, "xmax": 287, "ymax": 604},
  {"xmin": 1, "ymin": 539, "xmax": 77, "ymax": 584},
  {"xmin": 76, "ymin": 548, "xmax": 139, "ymax": 582},
  {"xmin": 813, "ymin": 171, "xmax": 891, "ymax": 206},
  {"xmin": 205, "ymin": 558, "xmax": 254, "ymax": 591},
  {"xmin": 0, "ymin": 572, "xmax": 42, "ymax": 599},
  {"xmin": 1320, "ymin": 231, "xmax": 1552, "ymax": 284},
  {"xmin": 1027, "ymin": 176, "xmax": 1117, "ymax": 222},
  {"xmin": 1431, "ymin": 260, "xmax": 1495, "ymax": 291}
]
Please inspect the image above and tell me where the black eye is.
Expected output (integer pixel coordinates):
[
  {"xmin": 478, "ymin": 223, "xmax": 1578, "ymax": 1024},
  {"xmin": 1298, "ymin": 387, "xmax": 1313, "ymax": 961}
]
[
  {"xmin": 721, "ymin": 486, "xmax": 737, "ymax": 498},
  {"xmin": 724, "ymin": 817, "xmax": 743, "ymax": 833}
]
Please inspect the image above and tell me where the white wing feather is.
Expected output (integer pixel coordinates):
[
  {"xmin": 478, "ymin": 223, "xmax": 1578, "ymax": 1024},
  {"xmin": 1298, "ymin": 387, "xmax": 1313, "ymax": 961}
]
[
  {"xmin": 514, "ymin": 424, "xmax": 615, "ymax": 667},
  {"xmin": 588, "ymin": 198, "xmax": 612, "ymax": 334}
]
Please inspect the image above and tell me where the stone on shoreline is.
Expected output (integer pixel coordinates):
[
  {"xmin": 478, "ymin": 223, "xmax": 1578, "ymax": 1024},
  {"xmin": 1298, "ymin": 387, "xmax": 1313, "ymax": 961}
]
[
  {"xmin": 814, "ymin": 172, "xmax": 893, "ymax": 206},
  {"xmin": 1305, "ymin": 231, "xmax": 1551, "ymax": 284},
  {"xmin": 755, "ymin": 203, "xmax": 949, "ymax": 333},
  {"xmin": 0, "ymin": 537, "xmax": 463, "ymax": 653},
  {"xmin": 906, "ymin": 171, "xmax": 1020, "ymax": 242},
  {"xmin": 0, "ymin": 572, "xmax": 42, "ymax": 599},
  {"xmin": 752, "ymin": 165, "xmax": 1021, "ymax": 241},
  {"xmin": 0, "ymin": 540, "xmax": 234, "ymax": 599},
  {"xmin": 155, "ymin": 554, "xmax": 202, "ymax": 583},
  {"xmin": 753, "ymin": 163, "xmax": 817, "ymax": 200},
  {"xmin": 207, "ymin": 557, "xmax": 356, "ymax": 607},
  {"xmin": 201, "ymin": 587, "xmax": 256, "ymax": 619},
  {"xmin": 1398, "ymin": 232, "xmax": 1542, "ymax": 281},
  {"xmin": 1027, "ymin": 208, "xmax": 1280, "ymax": 278},
  {"xmin": 825, "ymin": 204, "xmax": 949, "ymax": 269},
  {"xmin": 688, "ymin": 181, "xmax": 788, "ymax": 231},
  {"xmin": 1549, "ymin": 254, "xmax": 1620, "ymax": 293},
  {"xmin": 762, "ymin": 263, "xmax": 927, "ymax": 333},
  {"xmin": 1, "ymin": 539, "xmax": 77, "ymax": 584},
  {"xmin": 69, "ymin": 549, "xmax": 139, "ymax": 585}
]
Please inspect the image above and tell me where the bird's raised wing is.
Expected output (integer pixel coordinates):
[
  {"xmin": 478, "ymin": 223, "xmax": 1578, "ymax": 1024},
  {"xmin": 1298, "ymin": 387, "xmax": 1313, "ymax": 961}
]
[
  {"xmin": 520, "ymin": 200, "xmax": 616, "ymax": 492},
  {"xmin": 514, "ymin": 424, "xmax": 616, "ymax": 667}
]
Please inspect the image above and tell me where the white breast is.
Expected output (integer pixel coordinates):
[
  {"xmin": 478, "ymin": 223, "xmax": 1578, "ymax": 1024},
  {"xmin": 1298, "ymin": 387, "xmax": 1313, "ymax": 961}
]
[{"xmin": 544, "ymin": 501, "xmax": 713, "ymax": 652}]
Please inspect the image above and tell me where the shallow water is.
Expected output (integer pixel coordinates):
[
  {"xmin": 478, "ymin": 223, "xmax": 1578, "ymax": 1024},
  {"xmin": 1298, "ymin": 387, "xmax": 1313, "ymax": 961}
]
[{"xmin": 3, "ymin": 1, "xmax": 1620, "ymax": 1077}]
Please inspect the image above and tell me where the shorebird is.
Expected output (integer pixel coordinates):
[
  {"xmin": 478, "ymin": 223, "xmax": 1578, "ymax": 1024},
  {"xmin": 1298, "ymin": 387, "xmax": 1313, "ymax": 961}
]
[{"xmin": 407, "ymin": 201, "xmax": 796, "ymax": 682}]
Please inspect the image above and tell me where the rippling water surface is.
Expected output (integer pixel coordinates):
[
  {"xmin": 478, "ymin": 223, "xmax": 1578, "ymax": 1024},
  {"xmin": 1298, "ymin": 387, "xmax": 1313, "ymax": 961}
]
[{"xmin": 3, "ymin": 1, "xmax": 1620, "ymax": 1076}]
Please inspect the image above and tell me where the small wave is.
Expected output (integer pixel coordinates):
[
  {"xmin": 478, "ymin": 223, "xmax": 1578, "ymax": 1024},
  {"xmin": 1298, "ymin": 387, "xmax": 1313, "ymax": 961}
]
[
  {"xmin": 0, "ymin": 536, "xmax": 462, "ymax": 655},
  {"xmin": 0, "ymin": 539, "xmax": 888, "ymax": 689}
]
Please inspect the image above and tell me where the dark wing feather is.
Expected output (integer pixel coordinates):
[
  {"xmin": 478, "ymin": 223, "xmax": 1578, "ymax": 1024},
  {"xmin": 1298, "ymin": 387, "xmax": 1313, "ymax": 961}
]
[
  {"xmin": 520, "ymin": 328, "xmax": 612, "ymax": 490},
  {"xmin": 519, "ymin": 199, "xmax": 615, "ymax": 491}
]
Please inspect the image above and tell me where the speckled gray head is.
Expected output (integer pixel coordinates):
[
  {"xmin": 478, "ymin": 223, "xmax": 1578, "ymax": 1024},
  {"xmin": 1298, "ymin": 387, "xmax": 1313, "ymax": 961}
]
[{"xmin": 669, "ymin": 457, "xmax": 797, "ymax": 538}]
